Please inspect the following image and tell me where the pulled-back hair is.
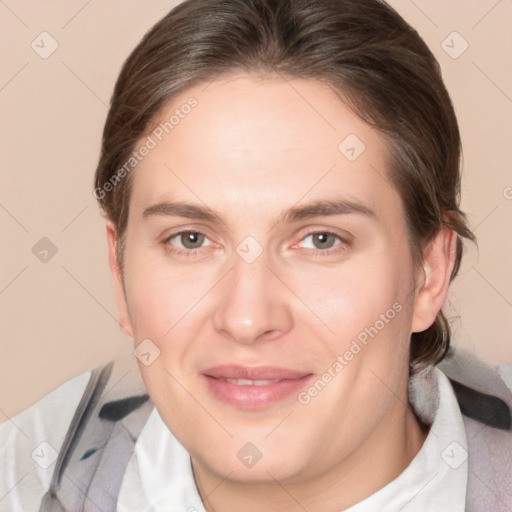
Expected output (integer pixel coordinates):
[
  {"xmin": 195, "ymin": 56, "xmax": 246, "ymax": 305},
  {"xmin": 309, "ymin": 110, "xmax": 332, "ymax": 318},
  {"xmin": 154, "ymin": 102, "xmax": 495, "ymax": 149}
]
[{"xmin": 94, "ymin": 0, "xmax": 475, "ymax": 372}]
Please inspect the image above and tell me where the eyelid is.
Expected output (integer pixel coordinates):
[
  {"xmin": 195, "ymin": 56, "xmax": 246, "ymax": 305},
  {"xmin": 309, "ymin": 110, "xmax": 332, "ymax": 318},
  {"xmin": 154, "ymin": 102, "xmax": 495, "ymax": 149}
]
[
  {"xmin": 299, "ymin": 232, "xmax": 341, "ymax": 247},
  {"xmin": 169, "ymin": 230, "xmax": 212, "ymax": 246},
  {"xmin": 291, "ymin": 226, "xmax": 353, "ymax": 248},
  {"xmin": 160, "ymin": 226, "xmax": 352, "ymax": 256},
  {"xmin": 159, "ymin": 223, "xmax": 215, "ymax": 243},
  {"xmin": 160, "ymin": 228, "xmax": 219, "ymax": 258}
]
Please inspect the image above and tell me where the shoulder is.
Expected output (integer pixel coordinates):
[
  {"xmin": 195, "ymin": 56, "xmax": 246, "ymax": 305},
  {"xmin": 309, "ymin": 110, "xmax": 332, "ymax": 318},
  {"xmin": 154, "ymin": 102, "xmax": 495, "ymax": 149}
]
[
  {"xmin": 0, "ymin": 370, "xmax": 92, "ymax": 512},
  {"xmin": 439, "ymin": 349, "xmax": 512, "ymax": 430},
  {"xmin": 439, "ymin": 349, "xmax": 512, "ymax": 511}
]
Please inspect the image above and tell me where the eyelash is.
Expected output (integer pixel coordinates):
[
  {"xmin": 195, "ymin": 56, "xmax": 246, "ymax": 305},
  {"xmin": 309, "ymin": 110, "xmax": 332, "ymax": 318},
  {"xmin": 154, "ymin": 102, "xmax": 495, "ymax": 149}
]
[
  {"xmin": 162, "ymin": 231, "xmax": 211, "ymax": 257},
  {"xmin": 293, "ymin": 231, "xmax": 349, "ymax": 257},
  {"xmin": 162, "ymin": 230, "xmax": 349, "ymax": 257}
]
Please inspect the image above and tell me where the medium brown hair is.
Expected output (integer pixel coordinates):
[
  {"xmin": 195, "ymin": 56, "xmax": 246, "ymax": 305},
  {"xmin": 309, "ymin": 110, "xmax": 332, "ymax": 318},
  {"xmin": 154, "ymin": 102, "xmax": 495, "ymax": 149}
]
[{"xmin": 94, "ymin": 0, "xmax": 475, "ymax": 371}]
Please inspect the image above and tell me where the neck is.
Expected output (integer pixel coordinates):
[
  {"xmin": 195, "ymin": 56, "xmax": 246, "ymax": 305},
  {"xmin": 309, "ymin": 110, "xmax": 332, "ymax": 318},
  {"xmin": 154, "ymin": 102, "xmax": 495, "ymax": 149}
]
[{"xmin": 192, "ymin": 403, "xmax": 428, "ymax": 512}]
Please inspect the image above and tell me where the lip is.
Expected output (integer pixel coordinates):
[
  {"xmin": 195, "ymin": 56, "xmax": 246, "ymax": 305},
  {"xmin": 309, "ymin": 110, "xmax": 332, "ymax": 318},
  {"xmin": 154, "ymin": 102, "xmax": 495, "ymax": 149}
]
[{"xmin": 201, "ymin": 365, "xmax": 314, "ymax": 409}]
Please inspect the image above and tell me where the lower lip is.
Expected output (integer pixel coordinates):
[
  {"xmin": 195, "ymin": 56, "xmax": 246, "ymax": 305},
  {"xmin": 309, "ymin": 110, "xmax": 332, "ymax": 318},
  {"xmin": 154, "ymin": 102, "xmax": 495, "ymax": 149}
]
[{"xmin": 202, "ymin": 375, "xmax": 313, "ymax": 409}]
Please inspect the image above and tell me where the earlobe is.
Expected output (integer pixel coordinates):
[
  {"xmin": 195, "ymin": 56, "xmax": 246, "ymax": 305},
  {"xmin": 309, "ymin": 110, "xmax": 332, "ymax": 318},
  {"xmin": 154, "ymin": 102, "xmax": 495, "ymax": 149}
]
[
  {"xmin": 411, "ymin": 227, "xmax": 457, "ymax": 333},
  {"xmin": 106, "ymin": 221, "xmax": 134, "ymax": 338}
]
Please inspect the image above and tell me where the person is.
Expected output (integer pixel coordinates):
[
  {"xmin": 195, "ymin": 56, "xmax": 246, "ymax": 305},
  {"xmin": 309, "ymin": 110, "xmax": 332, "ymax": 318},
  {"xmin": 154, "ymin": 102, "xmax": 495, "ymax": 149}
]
[{"xmin": 1, "ymin": 0, "xmax": 511, "ymax": 511}]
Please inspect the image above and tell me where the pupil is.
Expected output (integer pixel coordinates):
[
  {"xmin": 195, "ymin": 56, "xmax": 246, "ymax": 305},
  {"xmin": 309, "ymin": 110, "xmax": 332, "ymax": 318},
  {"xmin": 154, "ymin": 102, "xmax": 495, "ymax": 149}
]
[
  {"xmin": 182, "ymin": 232, "xmax": 204, "ymax": 249},
  {"xmin": 314, "ymin": 233, "xmax": 334, "ymax": 249}
]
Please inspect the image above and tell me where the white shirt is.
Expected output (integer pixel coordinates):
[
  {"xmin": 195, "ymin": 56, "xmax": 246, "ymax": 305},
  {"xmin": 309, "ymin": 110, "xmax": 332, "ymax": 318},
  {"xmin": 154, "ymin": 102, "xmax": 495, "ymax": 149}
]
[{"xmin": 0, "ymin": 367, "xmax": 468, "ymax": 511}]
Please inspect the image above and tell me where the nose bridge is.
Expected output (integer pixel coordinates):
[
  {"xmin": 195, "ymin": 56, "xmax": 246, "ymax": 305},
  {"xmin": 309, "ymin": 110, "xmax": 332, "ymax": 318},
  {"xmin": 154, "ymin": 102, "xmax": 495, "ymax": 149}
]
[{"xmin": 212, "ymin": 249, "xmax": 292, "ymax": 343}]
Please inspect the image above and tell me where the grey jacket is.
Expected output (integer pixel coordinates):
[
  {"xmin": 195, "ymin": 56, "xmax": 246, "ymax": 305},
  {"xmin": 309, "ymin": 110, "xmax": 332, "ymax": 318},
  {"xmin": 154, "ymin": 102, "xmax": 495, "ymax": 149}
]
[{"xmin": 439, "ymin": 351, "xmax": 512, "ymax": 511}]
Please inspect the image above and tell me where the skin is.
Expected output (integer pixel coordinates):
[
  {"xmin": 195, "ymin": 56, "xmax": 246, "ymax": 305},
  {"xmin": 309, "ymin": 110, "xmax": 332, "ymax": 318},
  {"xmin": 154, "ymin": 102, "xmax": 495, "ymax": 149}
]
[{"xmin": 106, "ymin": 73, "xmax": 456, "ymax": 511}]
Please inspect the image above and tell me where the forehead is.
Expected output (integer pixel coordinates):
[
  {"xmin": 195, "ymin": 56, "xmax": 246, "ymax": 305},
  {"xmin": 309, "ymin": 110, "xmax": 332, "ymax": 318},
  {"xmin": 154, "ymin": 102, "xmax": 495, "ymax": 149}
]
[{"xmin": 130, "ymin": 73, "xmax": 402, "ymax": 224}]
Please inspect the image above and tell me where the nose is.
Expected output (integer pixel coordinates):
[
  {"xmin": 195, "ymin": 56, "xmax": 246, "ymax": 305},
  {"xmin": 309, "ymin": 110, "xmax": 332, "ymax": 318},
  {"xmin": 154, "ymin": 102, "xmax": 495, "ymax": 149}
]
[{"xmin": 212, "ymin": 253, "xmax": 293, "ymax": 345}]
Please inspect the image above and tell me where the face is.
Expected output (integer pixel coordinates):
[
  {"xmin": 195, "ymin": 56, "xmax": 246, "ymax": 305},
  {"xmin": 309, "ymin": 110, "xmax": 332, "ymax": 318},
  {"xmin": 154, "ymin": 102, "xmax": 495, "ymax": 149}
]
[{"xmin": 108, "ymin": 74, "xmax": 446, "ymax": 486}]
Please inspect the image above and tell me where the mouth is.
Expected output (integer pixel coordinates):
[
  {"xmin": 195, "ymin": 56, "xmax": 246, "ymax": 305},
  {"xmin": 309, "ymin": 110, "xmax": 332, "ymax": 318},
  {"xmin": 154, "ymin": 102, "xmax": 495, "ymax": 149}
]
[
  {"xmin": 201, "ymin": 365, "xmax": 314, "ymax": 409},
  {"xmin": 222, "ymin": 378, "xmax": 283, "ymax": 386}
]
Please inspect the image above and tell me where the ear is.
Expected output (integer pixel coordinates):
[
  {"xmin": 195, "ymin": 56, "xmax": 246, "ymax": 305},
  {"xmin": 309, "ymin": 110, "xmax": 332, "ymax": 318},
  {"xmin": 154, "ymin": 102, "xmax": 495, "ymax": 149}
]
[
  {"xmin": 411, "ymin": 227, "xmax": 457, "ymax": 333},
  {"xmin": 106, "ymin": 221, "xmax": 134, "ymax": 338}
]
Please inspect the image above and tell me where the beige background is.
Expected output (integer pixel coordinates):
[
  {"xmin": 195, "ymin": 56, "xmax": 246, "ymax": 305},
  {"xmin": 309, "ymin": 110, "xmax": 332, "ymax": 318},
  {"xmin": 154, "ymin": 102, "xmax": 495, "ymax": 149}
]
[{"xmin": 1, "ymin": 0, "xmax": 511, "ymax": 419}]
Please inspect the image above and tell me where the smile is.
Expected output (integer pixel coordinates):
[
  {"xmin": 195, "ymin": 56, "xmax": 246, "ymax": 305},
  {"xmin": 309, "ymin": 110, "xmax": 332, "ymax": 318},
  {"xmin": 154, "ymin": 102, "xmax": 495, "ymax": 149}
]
[
  {"xmin": 201, "ymin": 365, "xmax": 314, "ymax": 409},
  {"xmin": 224, "ymin": 378, "xmax": 281, "ymax": 386}
]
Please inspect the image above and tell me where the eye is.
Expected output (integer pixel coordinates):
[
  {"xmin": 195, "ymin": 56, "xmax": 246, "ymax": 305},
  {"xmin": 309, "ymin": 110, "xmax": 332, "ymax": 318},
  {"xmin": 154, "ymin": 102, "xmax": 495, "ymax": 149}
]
[
  {"xmin": 165, "ymin": 231, "xmax": 212, "ymax": 252},
  {"xmin": 298, "ymin": 232, "xmax": 343, "ymax": 250}
]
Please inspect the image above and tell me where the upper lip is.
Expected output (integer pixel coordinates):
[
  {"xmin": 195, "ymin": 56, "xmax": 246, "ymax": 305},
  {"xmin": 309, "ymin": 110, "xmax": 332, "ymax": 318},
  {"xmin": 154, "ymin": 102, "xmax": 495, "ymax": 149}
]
[{"xmin": 202, "ymin": 365, "xmax": 311, "ymax": 381}]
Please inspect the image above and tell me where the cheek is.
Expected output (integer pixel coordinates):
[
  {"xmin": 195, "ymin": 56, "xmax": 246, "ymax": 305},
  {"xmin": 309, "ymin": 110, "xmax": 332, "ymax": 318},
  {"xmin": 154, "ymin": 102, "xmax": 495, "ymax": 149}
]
[
  {"xmin": 287, "ymin": 258, "xmax": 408, "ymax": 335},
  {"xmin": 123, "ymin": 256, "xmax": 215, "ymax": 341},
  {"xmin": 124, "ymin": 272, "xmax": 170, "ymax": 339}
]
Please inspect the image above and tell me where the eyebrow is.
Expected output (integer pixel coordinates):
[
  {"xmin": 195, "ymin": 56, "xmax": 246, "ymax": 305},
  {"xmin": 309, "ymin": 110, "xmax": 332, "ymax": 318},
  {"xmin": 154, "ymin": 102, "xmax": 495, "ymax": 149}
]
[
  {"xmin": 142, "ymin": 198, "xmax": 376, "ymax": 224},
  {"xmin": 283, "ymin": 199, "xmax": 375, "ymax": 222},
  {"xmin": 143, "ymin": 201, "xmax": 221, "ymax": 222}
]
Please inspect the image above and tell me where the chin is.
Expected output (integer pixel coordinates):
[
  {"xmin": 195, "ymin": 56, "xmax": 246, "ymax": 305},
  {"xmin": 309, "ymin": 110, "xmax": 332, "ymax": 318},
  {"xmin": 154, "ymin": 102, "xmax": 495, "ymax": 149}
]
[{"xmin": 194, "ymin": 439, "xmax": 314, "ymax": 484}]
